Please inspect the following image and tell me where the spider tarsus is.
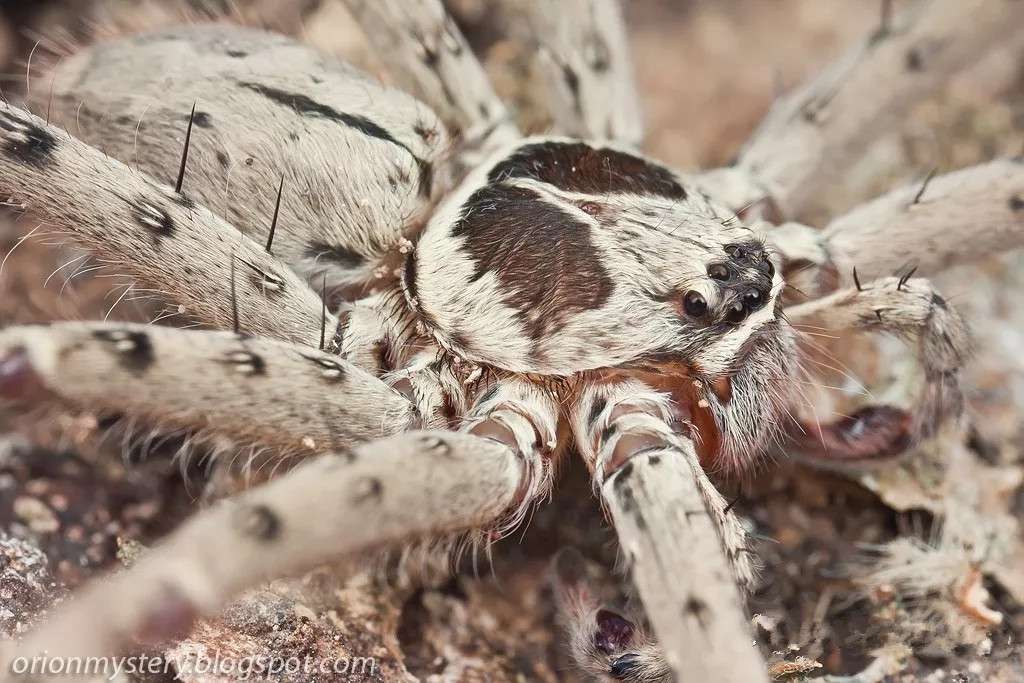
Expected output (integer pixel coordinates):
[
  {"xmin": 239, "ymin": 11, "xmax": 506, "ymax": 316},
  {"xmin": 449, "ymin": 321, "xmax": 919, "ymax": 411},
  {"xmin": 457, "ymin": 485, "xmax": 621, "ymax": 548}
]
[
  {"xmin": 174, "ymin": 101, "xmax": 197, "ymax": 195},
  {"xmin": 853, "ymin": 266, "xmax": 863, "ymax": 292},
  {"xmin": 265, "ymin": 175, "xmax": 284, "ymax": 254}
]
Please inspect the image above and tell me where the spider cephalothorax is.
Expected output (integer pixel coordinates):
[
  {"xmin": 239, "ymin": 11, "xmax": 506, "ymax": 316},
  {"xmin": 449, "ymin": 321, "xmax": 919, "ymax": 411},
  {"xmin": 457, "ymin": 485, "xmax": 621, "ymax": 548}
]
[
  {"xmin": 406, "ymin": 136, "xmax": 799, "ymax": 469},
  {"xmin": 0, "ymin": 0, "xmax": 1011, "ymax": 680}
]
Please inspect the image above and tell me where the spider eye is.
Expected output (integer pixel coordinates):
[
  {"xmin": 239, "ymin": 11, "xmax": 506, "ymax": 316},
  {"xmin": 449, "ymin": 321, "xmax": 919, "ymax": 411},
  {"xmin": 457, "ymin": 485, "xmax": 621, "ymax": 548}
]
[
  {"xmin": 743, "ymin": 290, "xmax": 764, "ymax": 310},
  {"xmin": 683, "ymin": 291, "xmax": 708, "ymax": 318},
  {"xmin": 725, "ymin": 301, "xmax": 746, "ymax": 323},
  {"xmin": 708, "ymin": 263, "xmax": 730, "ymax": 281}
]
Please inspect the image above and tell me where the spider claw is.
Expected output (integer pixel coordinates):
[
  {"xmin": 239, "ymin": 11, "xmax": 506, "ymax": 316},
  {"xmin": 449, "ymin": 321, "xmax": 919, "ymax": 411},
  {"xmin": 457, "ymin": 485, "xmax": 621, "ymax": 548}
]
[{"xmin": 853, "ymin": 266, "xmax": 862, "ymax": 292}]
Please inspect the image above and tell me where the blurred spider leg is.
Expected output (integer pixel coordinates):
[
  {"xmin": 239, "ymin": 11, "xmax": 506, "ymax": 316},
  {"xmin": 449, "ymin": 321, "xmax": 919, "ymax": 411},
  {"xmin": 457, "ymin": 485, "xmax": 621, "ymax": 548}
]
[
  {"xmin": 766, "ymin": 158, "xmax": 1024, "ymax": 296},
  {"xmin": 515, "ymin": 0, "xmax": 643, "ymax": 146},
  {"xmin": 0, "ymin": 104, "xmax": 330, "ymax": 345},
  {"xmin": 0, "ymin": 323, "xmax": 415, "ymax": 458},
  {"xmin": 341, "ymin": 0, "xmax": 520, "ymax": 160},
  {"xmin": 0, "ymin": 430, "xmax": 528, "ymax": 676},
  {"xmin": 571, "ymin": 379, "xmax": 767, "ymax": 683},
  {"xmin": 784, "ymin": 275, "xmax": 971, "ymax": 462},
  {"xmin": 550, "ymin": 547, "xmax": 671, "ymax": 682},
  {"xmin": 697, "ymin": 0, "xmax": 1024, "ymax": 218}
]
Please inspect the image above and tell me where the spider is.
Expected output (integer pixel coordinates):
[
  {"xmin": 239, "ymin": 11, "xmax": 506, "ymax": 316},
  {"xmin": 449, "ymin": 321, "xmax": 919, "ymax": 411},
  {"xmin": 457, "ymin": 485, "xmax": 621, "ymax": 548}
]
[{"xmin": 0, "ymin": 0, "xmax": 1020, "ymax": 680}]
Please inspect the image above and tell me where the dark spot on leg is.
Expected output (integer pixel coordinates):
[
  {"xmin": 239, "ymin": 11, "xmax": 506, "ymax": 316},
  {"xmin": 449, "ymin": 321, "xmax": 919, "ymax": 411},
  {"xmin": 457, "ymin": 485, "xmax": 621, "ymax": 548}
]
[
  {"xmin": 413, "ymin": 123, "xmax": 437, "ymax": 143},
  {"xmin": 931, "ymin": 292, "xmax": 948, "ymax": 309},
  {"xmin": 562, "ymin": 65, "xmax": 581, "ymax": 114},
  {"xmin": 226, "ymin": 49, "xmax": 248, "ymax": 58},
  {"xmin": 420, "ymin": 435, "xmax": 453, "ymax": 458},
  {"xmin": 1009, "ymin": 194, "xmax": 1024, "ymax": 212},
  {"xmin": 302, "ymin": 352, "xmax": 346, "ymax": 382},
  {"xmin": 611, "ymin": 459, "xmax": 632, "ymax": 487},
  {"xmin": 905, "ymin": 48, "xmax": 924, "ymax": 71},
  {"xmin": 0, "ymin": 110, "xmax": 57, "ymax": 167},
  {"xmin": 92, "ymin": 330, "xmax": 155, "ymax": 374},
  {"xmin": 220, "ymin": 350, "xmax": 267, "ymax": 376},
  {"xmin": 352, "ymin": 477, "xmax": 383, "ymax": 504},
  {"xmin": 235, "ymin": 503, "xmax": 280, "ymax": 541},
  {"xmin": 191, "ymin": 111, "xmax": 213, "ymax": 128},
  {"xmin": 238, "ymin": 259, "xmax": 286, "ymax": 296},
  {"xmin": 305, "ymin": 241, "xmax": 366, "ymax": 270},
  {"xmin": 684, "ymin": 596, "xmax": 710, "ymax": 628},
  {"xmin": 216, "ymin": 151, "xmax": 230, "ymax": 169},
  {"xmin": 126, "ymin": 196, "xmax": 175, "ymax": 240}
]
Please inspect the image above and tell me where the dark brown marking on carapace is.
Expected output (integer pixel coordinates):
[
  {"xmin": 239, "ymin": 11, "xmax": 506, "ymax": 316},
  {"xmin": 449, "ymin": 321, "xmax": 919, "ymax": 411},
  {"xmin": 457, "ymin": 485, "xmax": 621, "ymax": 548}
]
[
  {"xmin": 452, "ymin": 184, "xmax": 614, "ymax": 340},
  {"xmin": 488, "ymin": 141, "xmax": 686, "ymax": 199}
]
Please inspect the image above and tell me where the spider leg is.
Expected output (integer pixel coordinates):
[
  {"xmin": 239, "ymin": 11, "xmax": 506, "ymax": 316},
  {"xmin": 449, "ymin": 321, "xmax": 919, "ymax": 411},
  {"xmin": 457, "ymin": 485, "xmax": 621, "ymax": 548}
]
[
  {"xmin": 698, "ymin": 0, "xmax": 1024, "ymax": 219},
  {"xmin": 1, "ymin": 378, "xmax": 560, "ymax": 671},
  {"xmin": 0, "ymin": 322, "xmax": 415, "ymax": 459},
  {"xmin": 767, "ymin": 158, "xmax": 1024, "ymax": 297},
  {"xmin": 0, "ymin": 104, "xmax": 331, "ymax": 346},
  {"xmin": 774, "ymin": 160, "xmax": 1024, "ymax": 299},
  {"xmin": 784, "ymin": 275, "xmax": 971, "ymax": 462},
  {"xmin": 571, "ymin": 379, "xmax": 767, "ymax": 683},
  {"xmin": 341, "ymin": 0, "xmax": 520, "ymax": 160},
  {"xmin": 513, "ymin": 0, "xmax": 643, "ymax": 147}
]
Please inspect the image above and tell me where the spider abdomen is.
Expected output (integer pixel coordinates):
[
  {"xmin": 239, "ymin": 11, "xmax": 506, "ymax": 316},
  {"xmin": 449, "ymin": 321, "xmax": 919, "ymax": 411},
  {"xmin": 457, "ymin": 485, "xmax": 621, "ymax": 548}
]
[{"xmin": 35, "ymin": 24, "xmax": 449, "ymax": 290}]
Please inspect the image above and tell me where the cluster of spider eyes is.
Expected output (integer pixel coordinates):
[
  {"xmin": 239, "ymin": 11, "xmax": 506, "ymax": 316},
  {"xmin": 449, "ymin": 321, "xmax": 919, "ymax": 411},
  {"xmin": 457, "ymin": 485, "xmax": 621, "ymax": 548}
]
[{"xmin": 682, "ymin": 244, "xmax": 774, "ymax": 324}]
